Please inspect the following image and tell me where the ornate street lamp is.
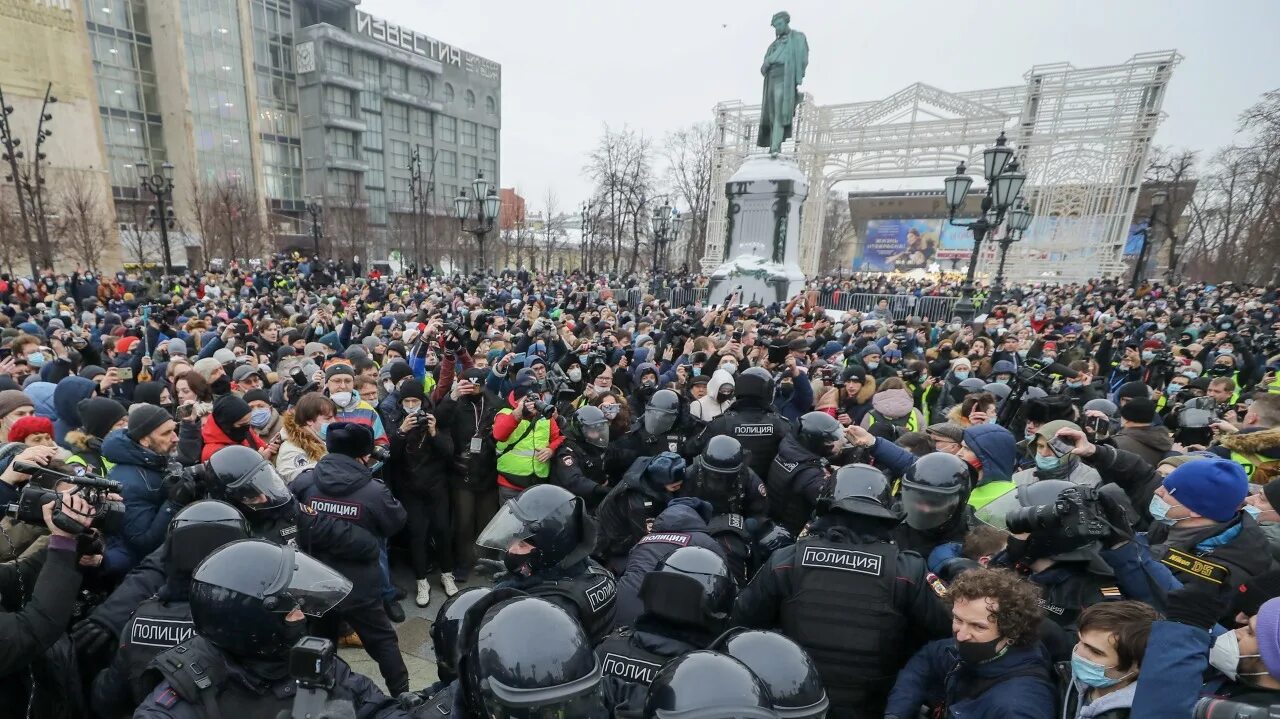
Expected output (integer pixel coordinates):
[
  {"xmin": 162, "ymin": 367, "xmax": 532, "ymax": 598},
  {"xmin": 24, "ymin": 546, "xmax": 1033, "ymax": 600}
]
[
  {"xmin": 453, "ymin": 171, "xmax": 499, "ymax": 273},
  {"xmin": 138, "ymin": 160, "xmax": 176, "ymax": 276},
  {"xmin": 990, "ymin": 197, "xmax": 1034, "ymax": 305}
]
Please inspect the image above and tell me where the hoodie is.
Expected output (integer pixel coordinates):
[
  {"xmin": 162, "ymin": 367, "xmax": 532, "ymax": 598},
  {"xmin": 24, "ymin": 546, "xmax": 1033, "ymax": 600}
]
[
  {"xmin": 691, "ymin": 369, "xmax": 735, "ymax": 423},
  {"xmin": 289, "ymin": 453, "xmax": 406, "ymax": 540},
  {"xmin": 1111, "ymin": 424, "xmax": 1175, "ymax": 468},
  {"xmin": 860, "ymin": 387, "xmax": 923, "ymax": 430},
  {"xmin": 52, "ymin": 375, "xmax": 97, "ymax": 445},
  {"xmin": 962, "ymin": 423, "xmax": 1017, "ymax": 482},
  {"xmin": 24, "ymin": 381, "xmax": 57, "ymax": 421}
]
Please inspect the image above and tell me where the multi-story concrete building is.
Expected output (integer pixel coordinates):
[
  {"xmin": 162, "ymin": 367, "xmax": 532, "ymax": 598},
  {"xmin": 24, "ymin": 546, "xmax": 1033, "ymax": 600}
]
[{"xmin": 81, "ymin": 0, "xmax": 500, "ymax": 268}]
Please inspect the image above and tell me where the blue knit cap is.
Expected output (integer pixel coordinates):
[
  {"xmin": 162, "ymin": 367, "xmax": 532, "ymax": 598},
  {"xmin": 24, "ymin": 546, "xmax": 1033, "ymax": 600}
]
[{"xmin": 1162, "ymin": 457, "xmax": 1248, "ymax": 522}]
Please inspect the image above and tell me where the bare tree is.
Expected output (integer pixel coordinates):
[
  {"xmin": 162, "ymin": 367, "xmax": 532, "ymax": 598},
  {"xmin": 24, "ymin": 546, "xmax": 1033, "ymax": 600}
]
[
  {"xmin": 584, "ymin": 124, "xmax": 654, "ymax": 275},
  {"xmin": 818, "ymin": 191, "xmax": 856, "ymax": 273},
  {"xmin": 119, "ymin": 200, "xmax": 158, "ymax": 268},
  {"xmin": 54, "ymin": 170, "xmax": 112, "ymax": 272},
  {"xmin": 541, "ymin": 188, "xmax": 566, "ymax": 273},
  {"xmin": 325, "ymin": 182, "xmax": 369, "ymax": 267},
  {"xmin": 661, "ymin": 122, "xmax": 715, "ymax": 271},
  {"xmin": 1142, "ymin": 147, "xmax": 1199, "ymax": 283},
  {"xmin": 0, "ymin": 188, "xmax": 22, "ymax": 275},
  {"xmin": 190, "ymin": 177, "xmax": 267, "ymax": 265}
]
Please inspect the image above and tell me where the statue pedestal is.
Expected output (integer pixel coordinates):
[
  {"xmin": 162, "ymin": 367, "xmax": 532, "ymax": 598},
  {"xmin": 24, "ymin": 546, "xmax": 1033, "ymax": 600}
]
[{"xmin": 707, "ymin": 154, "xmax": 808, "ymax": 306}]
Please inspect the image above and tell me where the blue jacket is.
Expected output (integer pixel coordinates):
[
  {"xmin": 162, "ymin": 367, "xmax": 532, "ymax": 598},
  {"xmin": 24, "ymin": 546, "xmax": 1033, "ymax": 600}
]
[
  {"xmin": 963, "ymin": 424, "xmax": 1017, "ymax": 481},
  {"xmin": 614, "ymin": 498, "xmax": 724, "ymax": 627},
  {"xmin": 1129, "ymin": 620, "xmax": 1215, "ymax": 719},
  {"xmin": 102, "ymin": 428, "xmax": 179, "ymax": 574},
  {"xmin": 885, "ymin": 638, "xmax": 1057, "ymax": 719},
  {"xmin": 771, "ymin": 369, "xmax": 814, "ymax": 422}
]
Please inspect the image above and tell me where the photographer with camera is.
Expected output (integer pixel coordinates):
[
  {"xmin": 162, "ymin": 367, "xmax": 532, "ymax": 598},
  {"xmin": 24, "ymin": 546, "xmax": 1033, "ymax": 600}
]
[
  {"xmin": 492, "ymin": 368, "xmax": 563, "ymax": 504},
  {"xmin": 101, "ymin": 406, "xmax": 185, "ymax": 576},
  {"xmin": 1013, "ymin": 420, "xmax": 1102, "ymax": 488},
  {"xmin": 0, "ymin": 480, "xmax": 96, "ymax": 717}
]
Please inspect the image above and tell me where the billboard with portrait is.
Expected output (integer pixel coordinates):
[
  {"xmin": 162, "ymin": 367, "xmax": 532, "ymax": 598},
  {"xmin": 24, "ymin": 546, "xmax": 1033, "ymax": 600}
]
[{"xmin": 857, "ymin": 219, "xmax": 942, "ymax": 271}]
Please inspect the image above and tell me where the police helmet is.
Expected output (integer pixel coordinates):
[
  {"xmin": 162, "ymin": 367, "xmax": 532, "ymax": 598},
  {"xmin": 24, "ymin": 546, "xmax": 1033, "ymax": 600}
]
[
  {"xmin": 166, "ymin": 499, "xmax": 251, "ymax": 575},
  {"xmin": 796, "ymin": 411, "xmax": 844, "ymax": 457},
  {"xmin": 205, "ymin": 445, "xmax": 292, "ymax": 512},
  {"xmin": 818, "ymin": 464, "xmax": 898, "ymax": 521},
  {"xmin": 734, "ymin": 367, "xmax": 776, "ymax": 405},
  {"xmin": 982, "ymin": 382, "xmax": 1012, "ymax": 404},
  {"xmin": 476, "ymin": 484, "xmax": 593, "ymax": 576},
  {"xmin": 639, "ymin": 546, "xmax": 734, "ymax": 629},
  {"xmin": 467, "ymin": 597, "xmax": 604, "ymax": 719},
  {"xmin": 713, "ymin": 630, "xmax": 828, "ymax": 719},
  {"xmin": 569, "ymin": 405, "xmax": 610, "ymax": 449},
  {"xmin": 684, "ymin": 436, "xmax": 746, "ymax": 514},
  {"xmin": 958, "ymin": 377, "xmax": 988, "ymax": 394},
  {"xmin": 190, "ymin": 539, "xmax": 351, "ymax": 658},
  {"xmin": 643, "ymin": 651, "xmax": 777, "ymax": 719},
  {"xmin": 900, "ymin": 453, "xmax": 969, "ymax": 531},
  {"xmin": 430, "ymin": 586, "xmax": 492, "ymax": 681},
  {"xmin": 644, "ymin": 389, "xmax": 681, "ymax": 436}
]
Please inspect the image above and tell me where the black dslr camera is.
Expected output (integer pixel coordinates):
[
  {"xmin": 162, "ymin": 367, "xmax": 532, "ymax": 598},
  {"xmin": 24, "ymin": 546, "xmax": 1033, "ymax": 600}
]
[
  {"xmin": 1005, "ymin": 485, "xmax": 1110, "ymax": 540},
  {"xmin": 1193, "ymin": 697, "xmax": 1280, "ymax": 718},
  {"xmin": 7, "ymin": 462, "xmax": 125, "ymax": 535}
]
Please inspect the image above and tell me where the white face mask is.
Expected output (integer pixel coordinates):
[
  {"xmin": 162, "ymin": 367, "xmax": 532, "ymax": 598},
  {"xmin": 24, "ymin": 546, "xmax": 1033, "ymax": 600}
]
[
  {"xmin": 329, "ymin": 391, "xmax": 354, "ymax": 408},
  {"xmin": 1209, "ymin": 629, "xmax": 1266, "ymax": 681},
  {"xmin": 722, "ymin": 362, "xmax": 738, "ymax": 375},
  {"xmin": 567, "ymin": 367, "xmax": 583, "ymax": 382}
]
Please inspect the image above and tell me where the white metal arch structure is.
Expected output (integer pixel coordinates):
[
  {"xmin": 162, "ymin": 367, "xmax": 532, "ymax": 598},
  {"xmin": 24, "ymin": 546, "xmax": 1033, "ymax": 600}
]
[{"xmin": 703, "ymin": 52, "xmax": 1181, "ymax": 283}]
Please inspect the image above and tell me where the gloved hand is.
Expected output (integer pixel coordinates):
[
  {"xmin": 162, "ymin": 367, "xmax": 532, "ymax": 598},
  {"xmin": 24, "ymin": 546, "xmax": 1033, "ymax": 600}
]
[
  {"xmin": 165, "ymin": 469, "xmax": 205, "ymax": 506},
  {"xmin": 71, "ymin": 617, "xmax": 115, "ymax": 655},
  {"xmin": 396, "ymin": 691, "xmax": 425, "ymax": 710},
  {"xmin": 1096, "ymin": 484, "xmax": 1137, "ymax": 546},
  {"xmin": 1164, "ymin": 582, "xmax": 1229, "ymax": 630}
]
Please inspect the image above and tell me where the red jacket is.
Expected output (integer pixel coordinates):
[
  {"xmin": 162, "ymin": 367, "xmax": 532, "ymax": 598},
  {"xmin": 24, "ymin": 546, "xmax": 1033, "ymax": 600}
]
[{"xmin": 200, "ymin": 415, "xmax": 266, "ymax": 462}]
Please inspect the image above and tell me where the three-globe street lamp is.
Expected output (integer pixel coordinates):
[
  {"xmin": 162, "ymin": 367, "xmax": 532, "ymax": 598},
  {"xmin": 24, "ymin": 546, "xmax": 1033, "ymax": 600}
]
[
  {"xmin": 1130, "ymin": 188, "xmax": 1168, "ymax": 290},
  {"xmin": 304, "ymin": 197, "xmax": 323, "ymax": 258},
  {"xmin": 453, "ymin": 171, "xmax": 500, "ymax": 273},
  {"xmin": 650, "ymin": 199, "xmax": 683, "ymax": 292},
  {"xmin": 989, "ymin": 198, "xmax": 1035, "ymax": 307},
  {"xmin": 137, "ymin": 160, "xmax": 176, "ymax": 277},
  {"xmin": 943, "ymin": 131, "xmax": 1028, "ymax": 322}
]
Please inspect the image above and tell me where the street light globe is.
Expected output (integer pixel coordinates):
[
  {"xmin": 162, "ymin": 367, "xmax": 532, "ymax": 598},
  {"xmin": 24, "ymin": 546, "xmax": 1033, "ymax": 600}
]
[
  {"xmin": 1008, "ymin": 201, "xmax": 1033, "ymax": 232},
  {"xmin": 483, "ymin": 189, "xmax": 501, "ymax": 221},
  {"xmin": 983, "ymin": 131, "xmax": 1014, "ymax": 181},
  {"xmin": 991, "ymin": 159, "xmax": 1026, "ymax": 210},
  {"xmin": 472, "ymin": 174, "xmax": 490, "ymax": 202},
  {"xmin": 453, "ymin": 190, "xmax": 472, "ymax": 219},
  {"xmin": 943, "ymin": 162, "xmax": 973, "ymax": 211}
]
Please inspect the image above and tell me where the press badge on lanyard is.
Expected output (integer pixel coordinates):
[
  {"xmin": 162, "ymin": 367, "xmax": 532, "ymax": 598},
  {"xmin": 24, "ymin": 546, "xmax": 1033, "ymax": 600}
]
[{"xmin": 470, "ymin": 436, "xmax": 484, "ymax": 453}]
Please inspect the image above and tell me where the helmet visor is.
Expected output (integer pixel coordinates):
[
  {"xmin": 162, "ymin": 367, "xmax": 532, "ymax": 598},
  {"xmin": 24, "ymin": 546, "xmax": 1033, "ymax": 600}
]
[
  {"xmin": 901, "ymin": 487, "xmax": 962, "ymax": 531},
  {"xmin": 482, "ymin": 657, "xmax": 602, "ymax": 717},
  {"xmin": 273, "ymin": 547, "xmax": 353, "ymax": 617},
  {"xmin": 475, "ymin": 501, "xmax": 536, "ymax": 552},
  {"xmin": 644, "ymin": 409, "xmax": 678, "ymax": 435},
  {"xmin": 973, "ymin": 488, "xmax": 1022, "ymax": 533},
  {"xmin": 582, "ymin": 420, "xmax": 609, "ymax": 449},
  {"xmin": 226, "ymin": 460, "xmax": 291, "ymax": 511}
]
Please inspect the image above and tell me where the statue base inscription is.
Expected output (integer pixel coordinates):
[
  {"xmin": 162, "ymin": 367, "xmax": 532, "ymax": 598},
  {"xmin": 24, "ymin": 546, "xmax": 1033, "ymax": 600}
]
[{"xmin": 707, "ymin": 154, "xmax": 807, "ymax": 306}]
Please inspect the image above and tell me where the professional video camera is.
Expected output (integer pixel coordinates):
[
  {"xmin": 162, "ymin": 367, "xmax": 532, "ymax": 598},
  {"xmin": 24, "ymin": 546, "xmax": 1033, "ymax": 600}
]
[
  {"xmin": 1005, "ymin": 484, "xmax": 1111, "ymax": 541},
  {"xmin": 1172, "ymin": 397, "xmax": 1217, "ymax": 446},
  {"xmin": 996, "ymin": 356, "xmax": 1080, "ymax": 427},
  {"xmin": 6, "ymin": 461, "xmax": 125, "ymax": 535},
  {"xmin": 289, "ymin": 636, "xmax": 336, "ymax": 718},
  {"xmin": 1193, "ymin": 697, "xmax": 1280, "ymax": 718}
]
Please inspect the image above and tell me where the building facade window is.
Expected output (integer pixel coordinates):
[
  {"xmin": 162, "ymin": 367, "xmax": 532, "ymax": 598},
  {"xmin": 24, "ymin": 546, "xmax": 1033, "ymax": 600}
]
[
  {"xmin": 327, "ymin": 169, "xmax": 359, "ymax": 197},
  {"xmin": 181, "ymin": 0, "xmax": 254, "ymax": 182},
  {"xmin": 328, "ymin": 128, "xmax": 357, "ymax": 159},
  {"xmin": 324, "ymin": 86, "xmax": 353, "ymax": 118},
  {"xmin": 390, "ymin": 175, "xmax": 410, "ymax": 208},
  {"xmin": 481, "ymin": 157, "xmax": 497, "ymax": 180},
  {"xmin": 461, "ymin": 153, "xmax": 477, "ymax": 181},
  {"xmin": 387, "ymin": 102, "xmax": 408, "ymax": 133},
  {"xmin": 465, "ymin": 89, "xmax": 476, "ymax": 109},
  {"xmin": 416, "ymin": 71, "xmax": 432, "ymax": 98},
  {"xmin": 327, "ymin": 44, "xmax": 351, "ymax": 75},
  {"xmin": 485, "ymin": 95, "xmax": 497, "ymax": 115},
  {"xmin": 366, "ymin": 188, "xmax": 387, "ymax": 225},
  {"xmin": 389, "ymin": 140, "xmax": 411, "ymax": 171},
  {"xmin": 387, "ymin": 62, "xmax": 408, "ymax": 91},
  {"xmin": 412, "ymin": 109, "xmax": 432, "ymax": 139},
  {"xmin": 438, "ymin": 150, "xmax": 457, "ymax": 178},
  {"xmin": 460, "ymin": 120, "xmax": 477, "ymax": 147},
  {"xmin": 481, "ymin": 125, "xmax": 497, "ymax": 152},
  {"xmin": 362, "ymin": 111, "xmax": 382, "ymax": 149},
  {"xmin": 357, "ymin": 53, "xmax": 381, "ymax": 110},
  {"xmin": 443, "ymin": 83, "xmax": 454, "ymax": 103},
  {"xmin": 439, "ymin": 115, "xmax": 456, "ymax": 144},
  {"xmin": 364, "ymin": 150, "xmax": 384, "ymax": 186}
]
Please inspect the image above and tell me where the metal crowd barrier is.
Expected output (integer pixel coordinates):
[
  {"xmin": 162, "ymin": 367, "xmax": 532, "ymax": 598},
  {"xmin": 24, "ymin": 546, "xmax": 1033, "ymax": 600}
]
[{"xmin": 818, "ymin": 293, "xmax": 961, "ymax": 321}]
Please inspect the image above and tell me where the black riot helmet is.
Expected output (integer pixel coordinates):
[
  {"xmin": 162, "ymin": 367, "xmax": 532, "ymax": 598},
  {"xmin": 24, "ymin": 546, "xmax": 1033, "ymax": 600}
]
[
  {"xmin": 900, "ymin": 452, "xmax": 970, "ymax": 531},
  {"xmin": 430, "ymin": 586, "xmax": 492, "ymax": 683},
  {"xmin": 569, "ymin": 405, "xmax": 610, "ymax": 449},
  {"xmin": 166, "ymin": 499, "xmax": 251, "ymax": 575},
  {"xmin": 685, "ymin": 435, "xmax": 746, "ymax": 514},
  {"xmin": 958, "ymin": 377, "xmax": 988, "ymax": 394},
  {"xmin": 205, "ymin": 444, "xmax": 292, "ymax": 513},
  {"xmin": 639, "ymin": 452, "xmax": 686, "ymax": 500},
  {"xmin": 713, "ymin": 630, "xmax": 829, "ymax": 719},
  {"xmin": 643, "ymin": 651, "xmax": 777, "ymax": 719},
  {"xmin": 476, "ymin": 484, "xmax": 594, "ymax": 576},
  {"xmin": 638, "ymin": 546, "xmax": 734, "ymax": 630},
  {"xmin": 982, "ymin": 382, "xmax": 1012, "ymax": 406},
  {"xmin": 796, "ymin": 411, "xmax": 845, "ymax": 457},
  {"xmin": 734, "ymin": 367, "xmax": 776, "ymax": 406},
  {"xmin": 818, "ymin": 464, "xmax": 898, "ymax": 521},
  {"xmin": 190, "ymin": 539, "xmax": 351, "ymax": 658},
  {"xmin": 644, "ymin": 389, "xmax": 681, "ymax": 435},
  {"xmin": 466, "ymin": 597, "xmax": 604, "ymax": 719}
]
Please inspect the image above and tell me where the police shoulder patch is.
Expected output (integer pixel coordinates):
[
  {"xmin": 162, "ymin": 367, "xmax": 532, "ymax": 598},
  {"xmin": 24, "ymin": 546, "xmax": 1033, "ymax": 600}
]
[
  {"xmin": 562, "ymin": 455, "xmax": 574, "ymax": 467},
  {"xmin": 800, "ymin": 545, "xmax": 883, "ymax": 576},
  {"xmin": 585, "ymin": 577, "xmax": 616, "ymax": 612},
  {"xmin": 155, "ymin": 687, "xmax": 180, "ymax": 708},
  {"xmin": 601, "ymin": 652, "xmax": 662, "ymax": 685},
  {"xmin": 775, "ymin": 459, "xmax": 799, "ymax": 473},
  {"xmin": 925, "ymin": 572, "xmax": 948, "ymax": 598},
  {"xmin": 300, "ymin": 503, "xmax": 317, "ymax": 515}
]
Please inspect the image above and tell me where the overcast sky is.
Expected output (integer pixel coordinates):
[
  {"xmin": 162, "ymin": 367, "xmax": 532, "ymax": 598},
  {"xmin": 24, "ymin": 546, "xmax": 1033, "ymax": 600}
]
[{"xmin": 363, "ymin": 0, "xmax": 1280, "ymax": 212}]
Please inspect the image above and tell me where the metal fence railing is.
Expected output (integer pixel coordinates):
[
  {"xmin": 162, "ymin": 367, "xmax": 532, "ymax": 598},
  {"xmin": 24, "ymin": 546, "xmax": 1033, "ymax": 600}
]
[{"xmin": 818, "ymin": 293, "xmax": 961, "ymax": 322}]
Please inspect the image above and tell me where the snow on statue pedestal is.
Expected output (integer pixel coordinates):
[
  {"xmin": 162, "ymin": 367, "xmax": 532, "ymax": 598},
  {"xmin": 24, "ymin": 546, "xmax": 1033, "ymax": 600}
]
[{"xmin": 707, "ymin": 154, "xmax": 808, "ymax": 306}]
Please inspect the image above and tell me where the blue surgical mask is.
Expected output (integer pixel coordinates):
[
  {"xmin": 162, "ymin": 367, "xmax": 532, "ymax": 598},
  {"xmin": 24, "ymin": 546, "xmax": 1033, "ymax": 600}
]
[
  {"xmin": 994, "ymin": 378, "xmax": 1009, "ymax": 385},
  {"xmin": 1149, "ymin": 494, "xmax": 1183, "ymax": 525},
  {"xmin": 1067, "ymin": 380, "xmax": 1084, "ymax": 389},
  {"xmin": 27, "ymin": 351, "xmax": 45, "ymax": 367},
  {"xmin": 1166, "ymin": 383, "xmax": 1183, "ymax": 395},
  {"xmin": 249, "ymin": 408, "xmax": 271, "ymax": 428},
  {"xmin": 1034, "ymin": 453, "xmax": 1062, "ymax": 472},
  {"xmin": 954, "ymin": 370, "xmax": 969, "ymax": 380},
  {"xmin": 1142, "ymin": 350, "xmax": 1155, "ymax": 362},
  {"xmin": 1071, "ymin": 651, "xmax": 1127, "ymax": 689},
  {"xmin": 985, "ymin": 415, "xmax": 998, "ymax": 425},
  {"xmin": 692, "ymin": 366, "xmax": 701, "ymax": 376},
  {"xmin": 1244, "ymin": 504, "xmax": 1263, "ymax": 520}
]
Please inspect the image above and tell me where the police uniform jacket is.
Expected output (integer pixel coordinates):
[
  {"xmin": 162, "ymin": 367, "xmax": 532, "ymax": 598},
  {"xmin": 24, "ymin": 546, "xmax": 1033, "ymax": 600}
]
[
  {"xmin": 550, "ymin": 439, "xmax": 610, "ymax": 508},
  {"xmin": 613, "ymin": 499, "xmax": 725, "ymax": 627},
  {"xmin": 90, "ymin": 582, "xmax": 195, "ymax": 718},
  {"xmin": 134, "ymin": 636, "xmax": 412, "ymax": 719},
  {"xmin": 291, "ymin": 454, "xmax": 407, "ymax": 541},
  {"xmin": 498, "ymin": 557, "xmax": 618, "ymax": 645},
  {"xmin": 596, "ymin": 616, "xmax": 711, "ymax": 689},
  {"xmin": 766, "ymin": 434, "xmax": 832, "ymax": 535},
  {"xmin": 689, "ymin": 401, "xmax": 791, "ymax": 480}
]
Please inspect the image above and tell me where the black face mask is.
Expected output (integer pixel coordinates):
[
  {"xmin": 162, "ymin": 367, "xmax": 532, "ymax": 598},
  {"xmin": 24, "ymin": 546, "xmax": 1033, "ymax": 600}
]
[
  {"xmin": 211, "ymin": 376, "xmax": 231, "ymax": 395},
  {"xmin": 503, "ymin": 549, "xmax": 538, "ymax": 577},
  {"xmin": 225, "ymin": 424, "xmax": 252, "ymax": 443},
  {"xmin": 956, "ymin": 636, "xmax": 1005, "ymax": 664}
]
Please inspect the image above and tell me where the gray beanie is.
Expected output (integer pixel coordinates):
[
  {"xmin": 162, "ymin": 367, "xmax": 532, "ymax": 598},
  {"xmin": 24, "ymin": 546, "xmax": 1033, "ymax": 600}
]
[
  {"xmin": 127, "ymin": 403, "xmax": 172, "ymax": 441},
  {"xmin": 166, "ymin": 338, "xmax": 188, "ymax": 356}
]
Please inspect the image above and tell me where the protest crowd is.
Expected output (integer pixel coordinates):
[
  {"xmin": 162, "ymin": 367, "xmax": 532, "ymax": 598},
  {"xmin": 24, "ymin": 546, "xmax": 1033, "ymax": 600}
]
[{"xmin": 3, "ymin": 259, "xmax": 1280, "ymax": 719}]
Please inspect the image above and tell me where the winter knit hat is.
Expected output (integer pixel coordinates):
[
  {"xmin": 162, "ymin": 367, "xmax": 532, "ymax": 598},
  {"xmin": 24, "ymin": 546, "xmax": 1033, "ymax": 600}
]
[
  {"xmin": 7, "ymin": 415, "xmax": 53, "ymax": 442},
  {"xmin": 127, "ymin": 403, "xmax": 173, "ymax": 442},
  {"xmin": 192, "ymin": 357, "xmax": 223, "ymax": 382},
  {"xmin": 166, "ymin": 338, "xmax": 188, "ymax": 357},
  {"xmin": 77, "ymin": 397, "xmax": 126, "ymax": 439},
  {"xmin": 1255, "ymin": 597, "xmax": 1280, "ymax": 679},
  {"xmin": 1162, "ymin": 457, "xmax": 1248, "ymax": 522},
  {"xmin": 1119, "ymin": 397, "xmax": 1157, "ymax": 424},
  {"xmin": 0, "ymin": 389, "xmax": 34, "ymax": 419}
]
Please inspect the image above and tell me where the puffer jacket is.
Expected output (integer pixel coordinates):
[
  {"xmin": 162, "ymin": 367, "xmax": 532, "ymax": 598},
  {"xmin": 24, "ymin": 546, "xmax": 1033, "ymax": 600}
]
[
  {"xmin": 885, "ymin": 638, "xmax": 1056, "ymax": 719},
  {"xmin": 102, "ymin": 429, "xmax": 180, "ymax": 575},
  {"xmin": 860, "ymin": 388, "xmax": 925, "ymax": 431},
  {"xmin": 690, "ymin": 369, "xmax": 734, "ymax": 423},
  {"xmin": 1213, "ymin": 426, "xmax": 1280, "ymax": 481}
]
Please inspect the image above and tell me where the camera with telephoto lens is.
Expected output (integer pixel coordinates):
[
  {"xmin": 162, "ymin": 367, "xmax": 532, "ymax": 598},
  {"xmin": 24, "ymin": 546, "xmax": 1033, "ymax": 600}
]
[
  {"xmin": 1193, "ymin": 697, "xmax": 1280, "ymax": 719},
  {"xmin": 530, "ymin": 398, "xmax": 557, "ymax": 417},
  {"xmin": 6, "ymin": 462, "xmax": 125, "ymax": 535},
  {"xmin": 1005, "ymin": 485, "xmax": 1110, "ymax": 540},
  {"xmin": 371, "ymin": 445, "xmax": 391, "ymax": 464}
]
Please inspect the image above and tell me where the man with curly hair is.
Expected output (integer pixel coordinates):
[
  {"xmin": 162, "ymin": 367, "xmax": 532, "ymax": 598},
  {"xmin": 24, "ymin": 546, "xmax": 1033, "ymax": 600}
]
[{"xmin": 884, "ymin": 568, "xmax": 1057, "ymax": 719}]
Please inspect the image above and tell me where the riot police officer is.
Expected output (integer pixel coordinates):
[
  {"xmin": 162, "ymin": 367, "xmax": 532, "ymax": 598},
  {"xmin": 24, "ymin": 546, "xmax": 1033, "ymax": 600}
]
[
  {"xmin": 733, "ymin": 464, "xmax": 952, "ymax": 719},
  {"xmin": 134, "ymin": 539, "xmax": 411, "ymax": 718},
  {"xmin": 552, "ymin": 405, "xmax": 612, "ymax": 508},
  {"xmin": 767, "ymin": 411, "xmax": 849, "ymax": 535},
  {"xmin": 90, "ymin": 500, "xmax": 250, "ymax": 718},
  {"xmin": 893, "ymin": 452, "xmax": 972, "ymax": 556},
  {"xmin": 642, "ymin": 651, "xmax": 777, "ymax": 719},
  {"xmin": 409, "ymin": 586, "xmax": 493, "ymax": 715},
  {"xmin": 74, "ymin": 446, "xmax": 383, "ymax": 669},
  {"xmin": 690, "ymin": 368, "xmax": 791, "ymax": 480},
  {"xmin": 611, "ymin": 390, "xmax": 696, "ymax": 477},
  {"xmin": 477, "ymin": 484, "xmax": 618, "ymax": 643},
  {"xmin": 597, "ymin": 546, "xmax": 735, "ymax": 695},
  {"xmin": 594, "ymin": 452, "xmax": 686, "ymax": 574},
  {"xmin": 613, "ymin": 497, "xmax": 726, "ymax": 627},
  {"xmin": 712, "ymin": 629, "xmax": 829, "ymax": 719}
]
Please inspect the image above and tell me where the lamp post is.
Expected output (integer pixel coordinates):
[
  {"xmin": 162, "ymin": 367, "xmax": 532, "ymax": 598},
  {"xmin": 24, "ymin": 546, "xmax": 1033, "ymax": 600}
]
[
  {"xmin": 943, "ymin": 131, "xmax": 1027, "ymax": 322},
  {"xmin": 1130, "ymin": 188, "xmax": 1167, "ymax": 290},
  {"xmin": 137, "ymin": 160, "xmax": 176, "ymax": 277},
  {"xmin": 453, "ymin": 171, "xmax": 500, "ymax": 274},
  {"xmin": 649, "ymin": 199, "xmax": 683, "ymax": 293},
  {"xmin": 580, "ymin": 200, "xmax": 593, "ymax": 272},
  {"xmin": 408, "ymin": 145, "xmax": 432, "ymax": 270},
  {"xmin": 304, "ymin": 197, "xmax": 323, "ymax": 258},
  {"xmin": 989, "ymin": 198, "xmax": 1033, "ymax": 307}
]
